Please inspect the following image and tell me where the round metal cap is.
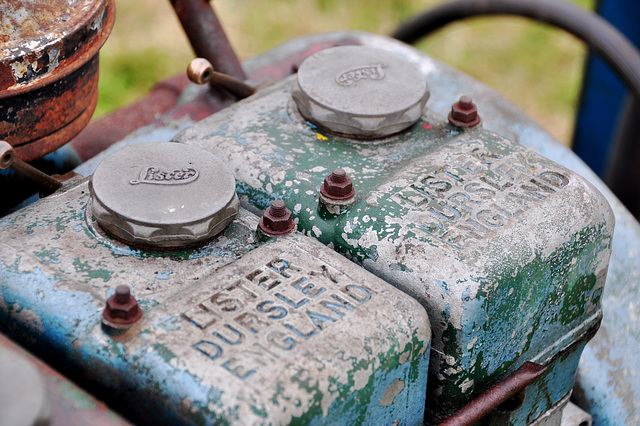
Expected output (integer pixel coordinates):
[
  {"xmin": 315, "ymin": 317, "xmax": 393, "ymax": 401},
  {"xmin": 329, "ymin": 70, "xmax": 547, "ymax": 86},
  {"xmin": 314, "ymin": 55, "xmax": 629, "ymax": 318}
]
[
  {"xmin": 0, "ymin": 346, "xmax": 50, "ymax": 426},
  {"xmin": 90, "ymin": 142, "xmax": 239, "ymax": 248},
  {"xmin": 292, "ymin": 46, "xmax": 429, "ymax": 138}
]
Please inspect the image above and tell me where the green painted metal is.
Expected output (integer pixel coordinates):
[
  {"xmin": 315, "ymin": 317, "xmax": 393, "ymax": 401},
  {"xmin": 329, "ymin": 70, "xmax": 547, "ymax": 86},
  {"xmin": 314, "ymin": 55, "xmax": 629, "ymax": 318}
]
[
  {"xmin": 175, "ymin": 70, "xmax": 614, "ymax": 422},
  {"xmin": 0, "ymin": 178, "xmax": 431, "ymax": 425},
  {"xmin": 0, "ymin": 29, "xmax": 624, "ymax": 424}
]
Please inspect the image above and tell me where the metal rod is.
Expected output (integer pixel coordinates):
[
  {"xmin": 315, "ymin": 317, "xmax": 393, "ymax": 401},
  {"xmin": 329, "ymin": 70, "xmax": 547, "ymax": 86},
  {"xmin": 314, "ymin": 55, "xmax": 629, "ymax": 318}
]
[
  {"xmin": 169, "ymin": 0, "xmax": 246, "ymax": 80},
  {"xmin": 187, "ymin": 58, "xmax": 255, "ymax": 99},
  {"xmin": 209, "ymin": 70, "xmax": 255, "ymax": 99},
  {"xmin": 0, "ymin": 141, "xmax": 63, "ymax": 196},
  {"xmin": 440, "ymin": 362, "xmax": 547, "ymax": 426}
]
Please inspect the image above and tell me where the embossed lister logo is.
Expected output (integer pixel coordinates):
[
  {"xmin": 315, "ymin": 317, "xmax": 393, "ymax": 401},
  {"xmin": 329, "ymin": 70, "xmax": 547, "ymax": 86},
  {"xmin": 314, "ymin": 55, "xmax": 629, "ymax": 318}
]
[
  {"xmin": 336, "ymin": 63, "xmax": 386, "ymax": 86},
  {"xmin": 129, "ymin": 166, "xmax": 199, "ymax": 185}
]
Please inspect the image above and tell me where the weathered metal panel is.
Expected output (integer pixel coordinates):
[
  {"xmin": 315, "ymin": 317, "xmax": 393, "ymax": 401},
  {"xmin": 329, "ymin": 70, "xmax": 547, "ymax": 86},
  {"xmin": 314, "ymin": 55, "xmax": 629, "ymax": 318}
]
[
  {"xmin": 359, "ymin": 33, "xmax": 639, "ymax": 425},
  {"xmin": 68, "ymin": 32, "xmax": 639, "ymax": 424},
  {"xmin": 173, "ymin": 48, "xmax": 614, "ymax": 422},
  {"xmin": 0, "ymin": 178, "xmax": 431, "ymax": 424},
  {"xmin": 238, "ymin": 34, "xmax": 640, "ymax": 425}
]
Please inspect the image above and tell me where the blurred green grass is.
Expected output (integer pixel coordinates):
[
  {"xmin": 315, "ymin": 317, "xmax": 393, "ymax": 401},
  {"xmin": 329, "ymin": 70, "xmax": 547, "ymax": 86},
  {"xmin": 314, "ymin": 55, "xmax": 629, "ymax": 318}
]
[{"xmin": 97, "ymin": 0, "xmax": 596, "ymax": 145}]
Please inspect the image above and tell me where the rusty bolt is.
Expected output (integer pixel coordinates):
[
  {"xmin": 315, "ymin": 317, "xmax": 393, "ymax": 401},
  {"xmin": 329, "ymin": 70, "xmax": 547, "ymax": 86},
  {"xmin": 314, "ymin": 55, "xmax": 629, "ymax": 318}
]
[
  {"xmin": 258, "ymin": 200, "xmax": 296, "ymax": 236},
  {"xmin": 320, "ymin": 168, "xmax": 355, "ymax": 201},
  {"xmin": 102, "ymin": 285, "xmax": 142, "ymax": 329},
  {"xmin": 448, "ymin": 95, "xmax": 481, "ymax": 128}
]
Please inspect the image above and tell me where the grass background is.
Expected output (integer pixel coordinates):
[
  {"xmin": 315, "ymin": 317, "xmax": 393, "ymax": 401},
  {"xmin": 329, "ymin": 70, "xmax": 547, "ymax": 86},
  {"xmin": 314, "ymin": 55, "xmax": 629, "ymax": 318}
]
[{"xmin": 97, "ymin": 0, "xmax": 596, "ymax": 145}]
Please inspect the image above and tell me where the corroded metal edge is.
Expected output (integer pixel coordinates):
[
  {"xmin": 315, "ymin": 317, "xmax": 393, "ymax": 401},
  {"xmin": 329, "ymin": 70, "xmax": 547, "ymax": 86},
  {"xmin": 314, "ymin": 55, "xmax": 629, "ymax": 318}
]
[
  {"xmin": 10, "ymin": 57, "xmax": 100, "ymax": 161},
  {"xmin": 0, "ymin": 0, "xmax": 115, "ymax": 95}
]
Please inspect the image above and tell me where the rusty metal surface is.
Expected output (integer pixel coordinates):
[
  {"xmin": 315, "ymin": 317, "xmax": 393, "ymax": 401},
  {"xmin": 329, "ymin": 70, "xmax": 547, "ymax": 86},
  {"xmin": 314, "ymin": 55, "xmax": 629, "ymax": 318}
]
[
  {"xmin": 0, "ymin": 0, "xmax": 114, "ymax": 162},
  {"xmin": 320, "ymin": 168, "xmax": 356, "ymax": 201},
  {"xmin": 102, "ymin": 285, "xmax": 142, "ymax": 330},
  {"xmin": 258, "ymin": 199, "xmax": 296, "ymax": 236},
  {"xmin": 0, "ymin": 333, "xmax": 131, "ymax": 426},
  {"xmin": 448, "ymin": 96, "xmax": 481, "ymax": 128},
  {"xmin": 440, "ymin": 362, "xmax": 547, "ymax": 426},
  {"xmin": 2, "ymin": 54, "xmax": 100, "ymax": 161},
  {"xmin": 169, "ymin": 0, "xmax": 246, "ymax": 80},
  {"xmin": 0, "ymin": 0, "xmax": 114, "ymax": 94}
]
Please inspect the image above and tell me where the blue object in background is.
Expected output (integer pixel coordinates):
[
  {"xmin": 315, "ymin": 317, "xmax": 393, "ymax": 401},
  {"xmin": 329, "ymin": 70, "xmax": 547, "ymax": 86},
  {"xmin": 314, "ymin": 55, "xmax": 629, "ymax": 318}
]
[{"xmin": 572, "ymin": 0, "xmax": 640, "ymax": 177}]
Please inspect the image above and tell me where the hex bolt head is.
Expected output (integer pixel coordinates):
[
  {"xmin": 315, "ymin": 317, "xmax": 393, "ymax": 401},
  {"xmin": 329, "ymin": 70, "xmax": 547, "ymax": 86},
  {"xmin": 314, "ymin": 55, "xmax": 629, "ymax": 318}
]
[
  {"xmin": 268, "ymin": 200, "xmax": 288, "ymax": 217},
  {"xmin": 320, "ymin": 168, "xmax": 355, "ymax": 201},
  {"xmin": 102, "ymin": 285, "xmax": 142, "ymax": 330},
  {"xmin": 458, "ymin": 95, "xmax": 474, "ymax": 110},
  {"xmin": 448, "ymin": 95, "xmax": 481, "ymax": 128},
  {"xmin": 114, "ymin": 285, "xmax": 130, "ymax": 304},
  {"xmin": 258, "ymin": 200, "xmax": 296, "ymax": 236}
]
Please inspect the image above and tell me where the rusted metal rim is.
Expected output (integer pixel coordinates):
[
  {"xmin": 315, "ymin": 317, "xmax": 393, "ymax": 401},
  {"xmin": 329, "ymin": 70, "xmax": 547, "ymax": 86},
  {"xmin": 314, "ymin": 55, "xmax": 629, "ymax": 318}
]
[
  {"xmin": 12, "ymin": 65, "xmax": 99, "ymax": 159},
  {"xmin": 0, "ymin": 0, "xmax": 115, "ymax": 96},
  {"xmin": 0, "ymin": 0, "xmax": 114, "ymax": 161},
  {"xmin": 3, "ymin": 55, "xmax": 101, "ymax": 161}
]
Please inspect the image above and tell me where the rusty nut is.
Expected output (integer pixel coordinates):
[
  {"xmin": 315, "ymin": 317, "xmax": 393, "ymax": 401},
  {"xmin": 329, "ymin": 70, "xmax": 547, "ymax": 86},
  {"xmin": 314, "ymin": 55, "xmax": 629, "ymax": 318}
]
[
  {"xmin": 258, "ymin": 200, "xmax": 296, "ymax": 236},
  {"xmin": 320, "ymin": 168, "xmax": 355, "ymax": 201},
  {"xmin": 448, "ymin": 95, "xmax": 481, "ymax": 128},
  {"xmin": 102, "ymin": 285, "xmax": 142, "ymax": 329}
]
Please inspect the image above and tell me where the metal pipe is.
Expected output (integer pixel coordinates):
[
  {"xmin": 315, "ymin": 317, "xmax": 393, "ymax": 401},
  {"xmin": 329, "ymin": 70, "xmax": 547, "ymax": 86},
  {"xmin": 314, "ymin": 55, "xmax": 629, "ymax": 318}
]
[
  {"xmin": 187, "ymin": 58, "xmax": 255, "ymax": 99},
  {"xmin": 169, "ymin": 0, "xmax": 246, "ymax": 80},
  {"xmin": 440, "ymin": 362, "xmax": 547, "ymax": 426},
  {"xmin": 0, "ymin": 141, "xmax": 63, "ymax": 195}
]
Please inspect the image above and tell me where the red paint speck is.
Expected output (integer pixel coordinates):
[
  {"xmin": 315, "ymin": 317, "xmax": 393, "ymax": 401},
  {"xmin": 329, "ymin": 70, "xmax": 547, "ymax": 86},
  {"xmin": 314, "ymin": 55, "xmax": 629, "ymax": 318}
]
[{"xmin": 422, "ymin": 123, "xmax": 433, "ymax": 130}]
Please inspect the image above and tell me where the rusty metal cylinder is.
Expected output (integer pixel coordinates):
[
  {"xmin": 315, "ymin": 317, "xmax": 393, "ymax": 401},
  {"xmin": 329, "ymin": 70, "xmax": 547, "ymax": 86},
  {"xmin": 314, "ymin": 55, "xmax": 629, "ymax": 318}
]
[{"xmin": 0, "ymin": 0, "xmax": 115, "ymax": 162}]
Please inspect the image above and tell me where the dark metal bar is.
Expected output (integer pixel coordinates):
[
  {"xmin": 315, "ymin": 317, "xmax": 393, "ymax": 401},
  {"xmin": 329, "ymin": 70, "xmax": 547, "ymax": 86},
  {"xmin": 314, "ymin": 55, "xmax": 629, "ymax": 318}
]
[
  {"xmin": 169, "ymin": 0, "xmax": 246, "ymax": 80},
  {"xmin": 187, "ymin": 58, "xmax": 255, "ymax": 99},
  {"xmin": 10, "ymin": 161, "xmax": 62, "ymax": 195},
  {"xmin": 0, "ymin": 141, "xmax": 62, "ymax": 195},
  {"xmin": 209, "ymin": 70, "xmax": 255, "ymax": 98},
  {"xmin": 440, "ymin": 362, "xmax": 547, "ymax": 426}
]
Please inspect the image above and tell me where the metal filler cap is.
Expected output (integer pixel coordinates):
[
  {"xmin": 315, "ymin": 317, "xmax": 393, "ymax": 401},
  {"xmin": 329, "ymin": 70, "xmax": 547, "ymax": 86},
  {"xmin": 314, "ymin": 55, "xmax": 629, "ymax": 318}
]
[
  {"xmin": 90, "ymin": 142, "xmax": 239, "ymax": 248},
  {"xmin": 292, "ymin": 46, "xmax": 429, "ymax": 138}
]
